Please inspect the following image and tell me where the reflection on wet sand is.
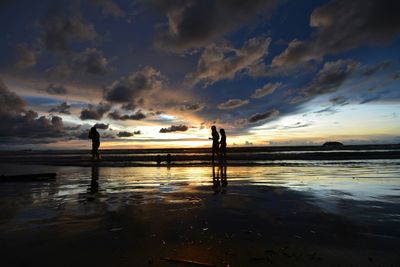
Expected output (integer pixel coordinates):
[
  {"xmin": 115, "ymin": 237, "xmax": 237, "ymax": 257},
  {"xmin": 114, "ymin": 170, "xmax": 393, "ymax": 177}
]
[
  {"xmin": 88, "ymin": 164, "xmax": 99, "ymax": 195},
  {"xmin": 0, "ymin": 162, "xmax": 400, "ymax": 266}
]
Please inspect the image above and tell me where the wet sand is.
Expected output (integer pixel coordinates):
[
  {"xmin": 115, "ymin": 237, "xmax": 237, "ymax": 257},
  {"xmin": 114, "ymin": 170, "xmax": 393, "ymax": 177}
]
[{"xmin": 0, "ymin": 164, "xmax": 400, "ymax": 266}]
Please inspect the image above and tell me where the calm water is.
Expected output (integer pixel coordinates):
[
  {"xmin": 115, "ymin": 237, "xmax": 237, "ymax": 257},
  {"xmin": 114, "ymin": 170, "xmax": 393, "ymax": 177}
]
[{"xmin": 1, "ymin": 160, "xmax": 400, "ymax": 219}]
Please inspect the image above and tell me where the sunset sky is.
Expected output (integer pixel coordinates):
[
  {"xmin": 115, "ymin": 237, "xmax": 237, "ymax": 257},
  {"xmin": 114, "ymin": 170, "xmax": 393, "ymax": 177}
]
[{"xmin": 0, "ymin": 0, "xmax": 399, "ymax": 149}]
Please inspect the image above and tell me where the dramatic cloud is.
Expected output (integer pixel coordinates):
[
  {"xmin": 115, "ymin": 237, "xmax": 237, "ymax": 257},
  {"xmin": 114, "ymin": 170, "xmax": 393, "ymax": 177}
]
[
  {"xmin": 303, "ymin": 60, "xmax": 358, "ymax": 97},
  {"xmin": 94, "ymin": 123, "xmax": 109, "ymax": 130},
  {"xmin": 152, "ymin": 0, "xmax": 278, "ymax": 52},
  {"xmin": 49, "ymin": 102, "xmax": 71, "ymax": 114},
  {"xmin": 329, "ymin": 96, "xmax": 348, "ymax": 106},
  {"xmin": 218, "ymin": 99, "xmax": 249, "ymax": 110},
  {"xmin": 0, "ymin": 80, "xmax": 65, "ymax": 140},
  {"xmin": 72, "ymin": 48, "xmax": 111, "ymax": 75},
  {"xmin": 273, "ymin": 0, "xmax": 400, "ymax": 67},
  {"xmin": 272, "ymin": 39, "xmax": 318, "ymax": 67},
  {"xmin": 80, "ymin": 103, "xmax": 111, "ymax": 120},
  {"xmin": 289, "ymin": 59, "xmax": 359, "ymax": 103},
  {"xmin": 43, "ymin": 15, "xmax": 98, "ymax": 51},
  {"xmin": 15, "ymin": 44, "xmax": 37, "ymax": 68},
  {"xmin": 108, "ymin": 110, "xmax": 146, "ymax": 120},
  {"xmin": 105, "ymin": 66, "xmax": 164, "ymax": 106},
  {"xmin": 159, "ymin": 124, "xmax": 188, "ymax": 133},
  {"xmin": 90, "ymin": 0, "xmax": 126, "ymax": 17},
  {"xmin": 362, "ymin": 60, "xmax": 392, "ymax": 76},
  {"xmin": 117, "ymin": 131, "xmax": 133, "ymax": 137},
  {"xmin": 186, "ymin": 37, "xmax": 271, "ymax": 86},
  {"xmin": 180, "ymin": 102, "xmax": 204, "ymax": 112},
  {"xmin": 44, "ymin": 84, "xmax": 68, "ymax": 95},
  {"xmin": 248, "ymin": 109, "xmax": 279, "ymax": 123},
  {"xmin": 251, "ymin": 82, "xmax": 282, "ymax": 98},
  {"xmin": 0, "ymin": 80, "xmax": 26, "ymax": 115}
]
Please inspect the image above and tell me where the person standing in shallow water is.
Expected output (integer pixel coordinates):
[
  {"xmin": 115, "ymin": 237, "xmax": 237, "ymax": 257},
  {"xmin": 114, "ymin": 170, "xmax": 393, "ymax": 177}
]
[
  {"xmin": 219, "ymin": 128, "xmax": 227, "ymax": 180},
  {"xmin": 88, "ymin": 126, "xmax": 100, "ymax": 160},
  {"xmin": 210, "ymin": 125, "xmax": 220, "ymax": 170}
]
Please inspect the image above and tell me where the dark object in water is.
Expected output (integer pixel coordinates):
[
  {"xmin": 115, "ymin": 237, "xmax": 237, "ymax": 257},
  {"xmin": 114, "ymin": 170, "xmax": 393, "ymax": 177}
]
[
  {"xmin": 322, "ymin": 141, "xmax": 343, "ymax": 147},
  {"xmin": 0, "ymin": 173, "xmax": 56, "ymax": 182}
]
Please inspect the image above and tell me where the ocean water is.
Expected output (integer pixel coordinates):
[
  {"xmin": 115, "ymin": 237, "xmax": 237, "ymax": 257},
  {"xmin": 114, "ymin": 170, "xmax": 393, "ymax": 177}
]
[{"xmin": 1, "ymin": 159, "xmax": 399, "ymax": 220}]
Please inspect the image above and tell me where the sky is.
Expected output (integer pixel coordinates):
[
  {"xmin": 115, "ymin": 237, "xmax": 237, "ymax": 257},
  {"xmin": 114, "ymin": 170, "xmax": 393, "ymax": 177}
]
[{"xmin": 0, "ymin": 0, "xmax": 399, "ymax": 149}]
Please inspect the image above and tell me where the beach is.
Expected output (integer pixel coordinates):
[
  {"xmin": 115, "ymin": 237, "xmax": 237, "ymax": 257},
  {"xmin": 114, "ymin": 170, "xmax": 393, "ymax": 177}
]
[{"xmin": 1, "ymin": 154, "xmax": 400, "ymax": 266}]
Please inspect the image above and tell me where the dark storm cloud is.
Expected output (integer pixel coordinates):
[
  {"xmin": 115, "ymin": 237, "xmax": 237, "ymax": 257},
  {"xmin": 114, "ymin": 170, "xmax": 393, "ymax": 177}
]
[
  {"xmin": 362, "ymin": 60, "xmax": 392, "ymax": 76},
  {"xmin": 90, "ymin": 0, "xmax": 126, "ymax": 17},
  {"xmin": 251, "ymin": 82, "xmax": 282, "ymax": 99},
  {"xmin": 0, "ymin": 80, "xmax": 65, "ymax": 140},
  {"xmin": 151, "ymin": 0, "xmax": 278, "ymax": 52},
  {"xmin": 80, "ymin": 103, "xmax": 111, "ymax": 120},
  {"xmin": 218, "ymin": 99, "xmax": 249, "ymax": 110},
  {"xmin": 49, "ymin": 102, "xmax": 71, "ymax": 114},
  {"xmin": 273, "ymin": 0, "xmax": 400, "ymax": 67},
  {"xmin": 72, "ymin": 48, "xmax": 111, "ymax": 75},
  {"xmin": 15, "ymin": 44, "xmax": 37, "ymax": 68},
  {"xmin": 289, "ymin": 60, "xmax": 359, "ymax": 103},
  {"xmin": 0, "ymin": 80, "xmax": 26, "ymax": 114},
  {"xmin": 117, "ymin": 131, "xmax": 133, "ymax": 137},
  {"xmin": 186, "ymin": 37, "xmax": 271, "ymax": 86},
  {"xmin": 108, "ymin": 110, "xmax": 146, "ymax": 120},
  {"xmin": 248, "ymin": 109, "xmax": 279, "ymax": 123},
  {"xmin": 105, "ymin": 67, "xmax": 164, "ymax": 106},
  {"xmin": 43, "ymin": 15, "xmax": 98, "ymax": 51},
  {"xmin": 44, "ymin": 84, "xmax": 68, "ymax": 95},
  {"xmin": 94, "ymin": 123, "xmax": 109, "ymax": 129},
  {"xmin": 159, "ymin": 124, "xmax": 188, "ymax": 133}
]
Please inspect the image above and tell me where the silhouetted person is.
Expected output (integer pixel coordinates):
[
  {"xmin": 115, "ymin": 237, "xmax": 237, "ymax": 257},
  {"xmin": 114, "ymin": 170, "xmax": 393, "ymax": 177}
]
[
  {"xmin": 156, "ymin": 155, "xmax": 161, "ymax": 165},
  {"xmin": 88, "ymin": 126, "xmax": 100, "ymax": 160},
  {"xmin": 210, "ymin": 125, "xmax": 220, "ymax": 170},
  {"xmin": 166, "ymin": 153, "xmax": 172, "ymax": 165},
  {"xmin": 219, "ymin": 128, "xmax": 227, "ymax": 184}
]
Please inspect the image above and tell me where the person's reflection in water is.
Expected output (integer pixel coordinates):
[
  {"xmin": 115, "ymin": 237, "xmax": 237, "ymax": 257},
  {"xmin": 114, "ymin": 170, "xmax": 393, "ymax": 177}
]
[
  {"xmin": 88, "ymin": 164, "xmax": 99, "ymax": 197},
  {"xmin": 219, "ymin": 128, "xmax": 228, "ymax": 186}
]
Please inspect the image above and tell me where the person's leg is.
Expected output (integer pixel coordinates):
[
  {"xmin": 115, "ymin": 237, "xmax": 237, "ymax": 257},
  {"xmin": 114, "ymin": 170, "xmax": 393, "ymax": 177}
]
[
  {"xmin": 94, "ymin": 142, "xmax": 100, "ymax": 159},
  {"xmin": 91, "ymin": 143, "xmax": 96, "ymax": 159}
]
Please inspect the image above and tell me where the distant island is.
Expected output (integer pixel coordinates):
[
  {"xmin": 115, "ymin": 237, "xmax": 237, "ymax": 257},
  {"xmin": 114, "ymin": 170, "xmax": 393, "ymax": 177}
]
[{"xmin": 322, "ymin": 141, "xmax": 344, "ymax": 147}]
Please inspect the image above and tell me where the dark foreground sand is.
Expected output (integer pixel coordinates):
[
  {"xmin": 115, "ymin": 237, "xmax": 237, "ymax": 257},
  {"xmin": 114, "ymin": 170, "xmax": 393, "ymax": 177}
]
[{"xmin": 1, "ymin": 170, "xmax": 400, "ymax": 267}]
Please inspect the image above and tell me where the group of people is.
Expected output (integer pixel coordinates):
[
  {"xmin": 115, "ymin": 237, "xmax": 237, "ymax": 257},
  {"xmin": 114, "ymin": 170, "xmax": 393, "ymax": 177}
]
[
  {"xmin": 210, "ymin": 125, "xmax": 227, "ymax": 180},
  {"xmin": 88, "ymin": 125, "xmax": 228, "ymax": 180}
]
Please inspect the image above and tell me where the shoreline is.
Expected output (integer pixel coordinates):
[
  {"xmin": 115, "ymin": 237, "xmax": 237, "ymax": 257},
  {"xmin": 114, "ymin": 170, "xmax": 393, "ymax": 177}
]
[{"xmin": 0, "ymin": 151, "xmax": 399, "ymax": 168}]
